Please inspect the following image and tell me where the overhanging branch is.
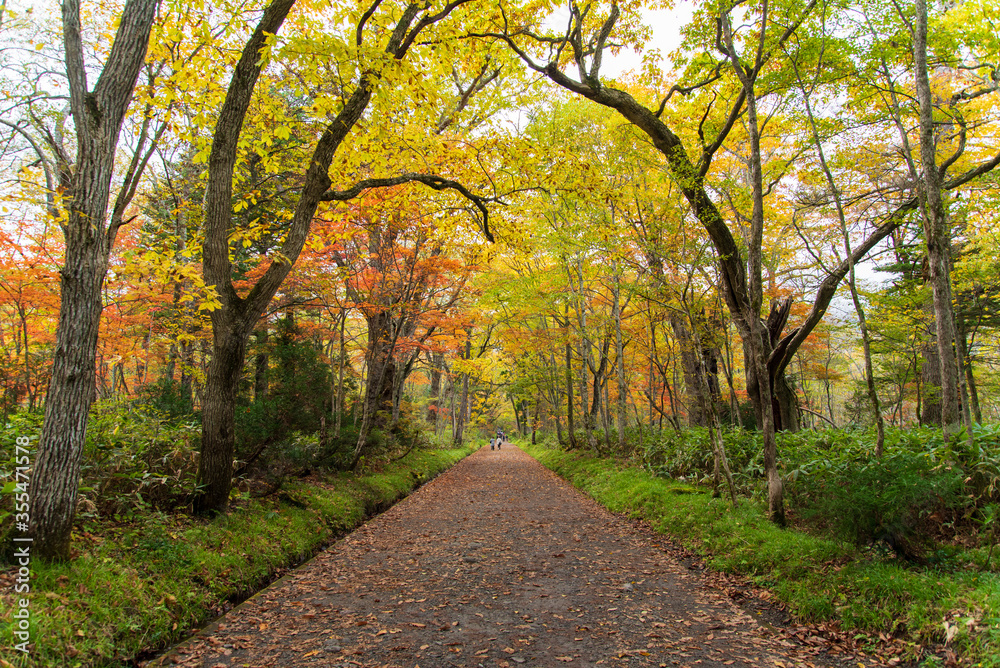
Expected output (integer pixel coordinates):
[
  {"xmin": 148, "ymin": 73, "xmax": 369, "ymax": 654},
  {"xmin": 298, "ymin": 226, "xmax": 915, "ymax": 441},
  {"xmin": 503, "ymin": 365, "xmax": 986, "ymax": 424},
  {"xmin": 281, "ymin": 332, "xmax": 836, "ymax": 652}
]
[{"xmin": 320, "ymin": 173, "xmax": 497, "ymax": 241}]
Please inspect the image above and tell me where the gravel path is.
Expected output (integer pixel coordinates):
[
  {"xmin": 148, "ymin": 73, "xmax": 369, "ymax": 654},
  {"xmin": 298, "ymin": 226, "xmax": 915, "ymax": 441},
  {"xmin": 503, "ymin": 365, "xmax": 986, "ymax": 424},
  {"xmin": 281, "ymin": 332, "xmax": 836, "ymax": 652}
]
[{"xmin": 152, "ymin": 444, "xmax": 849, "ymax": 668}]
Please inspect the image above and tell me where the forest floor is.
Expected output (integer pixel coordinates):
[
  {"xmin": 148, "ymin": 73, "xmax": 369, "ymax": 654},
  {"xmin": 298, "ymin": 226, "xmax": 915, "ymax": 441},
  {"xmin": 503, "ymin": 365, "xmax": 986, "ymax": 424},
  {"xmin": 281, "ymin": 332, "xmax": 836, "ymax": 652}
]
[{"xmin": 148, "ymin": 444, "xmax": 865, "ymax": 668}]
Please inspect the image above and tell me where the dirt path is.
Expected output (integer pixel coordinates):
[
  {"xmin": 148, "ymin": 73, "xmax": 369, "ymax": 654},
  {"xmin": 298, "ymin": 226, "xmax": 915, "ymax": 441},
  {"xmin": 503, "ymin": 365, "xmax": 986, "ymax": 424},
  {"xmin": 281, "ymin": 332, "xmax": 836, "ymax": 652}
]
[{"xmin": 153, "ymin": 444, "xmax": 851, "ymax": 668}]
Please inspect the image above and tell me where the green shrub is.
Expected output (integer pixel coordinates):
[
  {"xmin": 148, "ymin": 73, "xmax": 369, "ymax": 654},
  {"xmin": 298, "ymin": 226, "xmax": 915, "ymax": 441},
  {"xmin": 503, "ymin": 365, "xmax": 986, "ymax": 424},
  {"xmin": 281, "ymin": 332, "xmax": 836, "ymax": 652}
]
[
  {"xmin": 786, "ymin": 445, "xmax": 964, "ymax": 556},
  {"xmin": 638, "ymin": 426, "xmax": 763, "ymax": 493},
  {"xmin": 781, "ymin": 427, "xmax": 995, "ymax": 558}
]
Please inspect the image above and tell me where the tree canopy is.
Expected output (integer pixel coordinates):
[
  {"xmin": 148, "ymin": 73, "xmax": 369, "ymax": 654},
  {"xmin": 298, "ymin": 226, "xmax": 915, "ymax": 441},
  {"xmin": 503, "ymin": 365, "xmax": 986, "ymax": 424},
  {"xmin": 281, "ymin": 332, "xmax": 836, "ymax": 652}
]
[{"xmin": 1, "ymin": 0, "xmax": 999, "ymax": 557}]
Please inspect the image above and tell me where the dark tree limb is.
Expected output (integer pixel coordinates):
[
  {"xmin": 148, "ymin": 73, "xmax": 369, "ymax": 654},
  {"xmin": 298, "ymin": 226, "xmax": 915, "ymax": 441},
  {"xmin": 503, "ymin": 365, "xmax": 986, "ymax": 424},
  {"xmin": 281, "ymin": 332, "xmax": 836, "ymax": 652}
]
[{"xmin": 319, "ymin": 173, "xmax": 496, "ymax": 241}]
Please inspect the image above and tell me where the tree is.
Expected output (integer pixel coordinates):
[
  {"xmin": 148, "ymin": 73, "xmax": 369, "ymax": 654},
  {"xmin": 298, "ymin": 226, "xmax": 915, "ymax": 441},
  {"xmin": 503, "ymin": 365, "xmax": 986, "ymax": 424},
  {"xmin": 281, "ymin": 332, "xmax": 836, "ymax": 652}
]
[
  {"xmin": 24, "ymin": 0, "xmax": 161, "ymax": 561},
  {"xmin": 484, "ymin": 0, "xmax": 1000, "ymax": 524},
  {"xmin": 195, "ymin": 0, "xmax": 505, "ymax": 514},
  {"xmin": 327, "ymin": 188, "xmax": 476, "ymax": 466}
]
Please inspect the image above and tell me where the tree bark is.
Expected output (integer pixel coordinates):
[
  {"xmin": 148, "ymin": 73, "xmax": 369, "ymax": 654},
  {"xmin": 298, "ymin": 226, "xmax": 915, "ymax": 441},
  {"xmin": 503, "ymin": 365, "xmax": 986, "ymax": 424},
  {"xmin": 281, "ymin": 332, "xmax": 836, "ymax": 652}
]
[
  {"xmin": 454, "ymin": 335, "xmax": 471, "ymax": 445},
  {"xmin": 532, "ymin": 393, "xmax": 539, "ymax": 444},
  {"xmin": 544, "ymin": 343, "xmax": 565, "ymax": 446},
  {"xmin": 194, "ymin": 320, "xmax": 249, "ymax": 514},
  {"xmin": 351, "ymin": 310, "xmax": 398, "ymax": 466},
  {"xmin": 254, "ymin": 327, "xmax": 269, "ymax": 403},
  {"xmin": 670, "ymin": 314, "xmax": 710, "ymax": 427},
  {"xmin": 914, "ymin": 0, "xmax": 962, "ymax": 437},
  {"xmin": 28, "ymin": 0, "xmax": 159, "ymax": 560},
  {"xmin": 613, "ymin": 269, "xmax": 627, "ymax": 452},
  {"xmin": 920, "ymin": 326, "xmax": 942, "ymax": 426},
  {"xmin": 335, "ymin": 309, "xmax": 347, "ymax": 438},
  {"xmin": 428, "ymin": 351, "xmax": 443, "ymax": 423},
  {"xmin": 956, "ymin": 316, "xmax": 981, "ymax": 423},
  {"xmin": 564, "ymin": 338, "xmax": 577, "ymax": 449}
]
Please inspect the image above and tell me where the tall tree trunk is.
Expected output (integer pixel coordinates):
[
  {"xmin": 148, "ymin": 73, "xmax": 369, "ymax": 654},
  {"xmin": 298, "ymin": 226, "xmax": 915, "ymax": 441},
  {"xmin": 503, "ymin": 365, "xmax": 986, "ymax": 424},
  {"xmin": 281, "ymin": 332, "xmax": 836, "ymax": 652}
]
[
  {"xmin": 719, "ymin": 321, "xmax": 743, "ymax": 428},
  {"xmin": 579, "ymin": 347, "xmax": 591, "ymax": 449},
  {"xmin": 335, "ymin": 309, "xmax": 347, "ymax": 438},
  {"xmin": 677, "ymin": 299, "xmax": 739, "ymax": 505},
  {"xmin": 27, "ymin": 0, "xmax": 159, "ymax": 561},
  {"xmin": 670, "ymin": 314, "xmax": 709, "ymax": 427},
  {"xmin": 428, "ymin": 351, "xmax": 443, "ymax": 423},
  {"xmin": 589, "ymin": 333, "xmax": 610, "ymax": 429},
  {"xmin": 179, "ymin": 339, "xmax": 193, "ymax": 407},
  {"xmin": 648, "ymin": 320, "xmax": 656, "ymax": 428},
  {"xmin": 956, "ymin": 316, "xmax": 981, "ymax": 424},
  {"xmin": 28, "ymin": 252, "xmax": 108, "ymax": 558},
  {"xmin": 565, "ymin": 339, "xmax": 576, "ymax": 449},
  {"xmin": 545, "ymin": 348, "xmax": 565, "ymax": 446},
  {"xmin": 532, "ymin": 393, "xmax": 540, "ymax": 445},
  {"xmin": 454, "ymin": 336, "xmax": 471, "ymax": 445},
  {"xmin": 511, "ymin": 395, "xmax": 522, "ymax": 435},
  {"xmin": 954, "ymin": 323, "xmax": 975, "ymax": 440},
  {"xmin": 914, "ymin": 0, "xmax": 962, "ymax": 437},
  {"xmin": 721, "ymin": 8, "xmax": 785, "ymax": 523},
  {"xmin": 18, "ymin": 305, "xmax": 33, "ymax": 410},
  {"xmin": 920, "ymin": 332, "xmax": 942, "ymax": 426},
  {"xmin": 613, "ymin": 271, "xmax": 627, "ymax": 452},
  {"xmin": 352, "ymin": 311, "xmax": 397, "ymax": 466},
  {"xmin": 448, "ymin": 375, "xmax": 456, "ymax": 441}
]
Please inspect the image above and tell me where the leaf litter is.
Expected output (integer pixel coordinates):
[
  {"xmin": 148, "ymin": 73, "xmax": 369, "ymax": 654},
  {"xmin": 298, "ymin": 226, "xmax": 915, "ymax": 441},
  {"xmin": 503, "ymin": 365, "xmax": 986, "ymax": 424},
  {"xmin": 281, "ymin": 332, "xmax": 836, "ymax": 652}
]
[{"xmin": 149, "ymin": 445, "xmax": 878, "ymax": 667}]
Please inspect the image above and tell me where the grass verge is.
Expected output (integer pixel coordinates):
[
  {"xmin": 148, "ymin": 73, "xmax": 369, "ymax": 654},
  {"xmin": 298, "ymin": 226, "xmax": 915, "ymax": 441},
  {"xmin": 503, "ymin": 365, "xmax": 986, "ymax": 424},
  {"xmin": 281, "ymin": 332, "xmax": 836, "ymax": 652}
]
[
  {"xmin": 523, "ymin": 443, "xmax": 1000, "ymax": 667},
  {"xmin": 0, "ymin": 445, "xmax": 471, "ymax": 668}
]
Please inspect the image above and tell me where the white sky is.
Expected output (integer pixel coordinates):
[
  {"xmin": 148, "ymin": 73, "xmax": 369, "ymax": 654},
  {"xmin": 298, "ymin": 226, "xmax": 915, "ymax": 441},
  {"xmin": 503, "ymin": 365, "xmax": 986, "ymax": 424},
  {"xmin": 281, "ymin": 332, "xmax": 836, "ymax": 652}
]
[
  {"xmin": 542, "ymin": 1, "xmax": 695, "ymax": 79},
  {"xmin": 604, "ymin": 3, "xmax": 694, "ymax": 78}
]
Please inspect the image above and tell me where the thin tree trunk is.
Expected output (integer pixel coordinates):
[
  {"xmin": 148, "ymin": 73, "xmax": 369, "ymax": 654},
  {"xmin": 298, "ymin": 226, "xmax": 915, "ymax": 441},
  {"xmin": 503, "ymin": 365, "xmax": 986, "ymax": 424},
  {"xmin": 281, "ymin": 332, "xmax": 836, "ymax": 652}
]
[
  {"xmin": 454, "ymin": 336, "xmax": 471, "ymax": 445},
  {"xmin": 613, "ymin": 271, "xmax": 627, "ymax": 452},
  {"xmin": 956, "ymin": 317, "xmax": 982, "ymax": 423},
  {"xmin": 579, "ymin": 346, "xmax": 591, "ymax": 449},
  {"xmin": 565, "ymin": 339, "xmax": 576, "ymax": 449},
  {"xmin": 723, "ymin": 11, "xmax": 783, "ymax": 520},
  {"xmin": 428, "ymin": 351, "xmax": 443, "ymax": 423},
  {"xmin": 254, "ymin": 327, "xmax": 269, "ymax": 403},
  {"xmin": 719, "ymin": 320, "xmax": 742, "ymax": 428},
  {"xmin": 546, "ymin": 349, "xmax": 565, "ymax": 446},
  {"xmin": 335, "ymin": 309, "xmax": 347, "ymax": 438},
  {"xmin": 532, "ymin": 393, "xmax": 539, "ymax": 445},
  {"xmin": 449, "ymin": 375, "xmax": 456, "ymax": 442},
  {"xmin": 670, "ymin": 314, "xmax": 709, "ymax": 427}
]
